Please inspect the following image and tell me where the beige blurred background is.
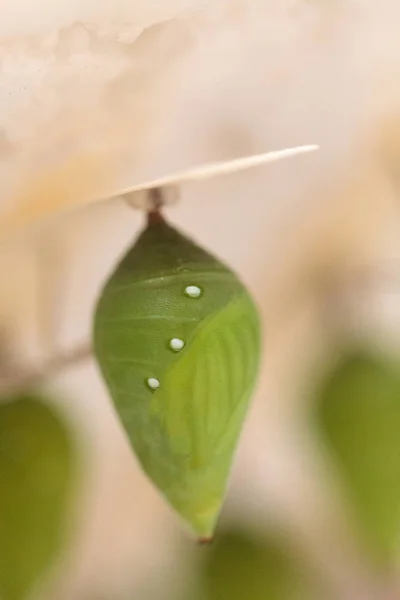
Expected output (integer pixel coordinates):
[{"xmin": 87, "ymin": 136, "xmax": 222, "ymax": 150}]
[{"xmin": 2, "ymin": 1, "xmax": 400, "ymax": 598}]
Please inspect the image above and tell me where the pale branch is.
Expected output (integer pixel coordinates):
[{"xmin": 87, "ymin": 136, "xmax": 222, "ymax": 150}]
[
  {"xmin": 0, "ymin": 341, "xmax": 92, "ymax": 397},
  {"xmin": 0, "ymin": 145, "xmax": 319, "ymax": 244},
  {"xmin": 112, "ymin": 145, "xmax": 319, "ymax": 199}
]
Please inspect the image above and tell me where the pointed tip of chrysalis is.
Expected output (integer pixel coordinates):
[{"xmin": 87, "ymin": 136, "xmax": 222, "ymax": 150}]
[
  {"xmin": 175, "ymin": 503, "xmax": 220, "ymax": 545},
  {"xmin": 197, "ymin": 536, "xmax": 214, "ymax": 546}
]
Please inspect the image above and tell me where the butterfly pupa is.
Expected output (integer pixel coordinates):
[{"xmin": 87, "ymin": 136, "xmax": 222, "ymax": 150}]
[{"xmin": 93, "ymin": 208, "xmax": 262, "ymax": 540}]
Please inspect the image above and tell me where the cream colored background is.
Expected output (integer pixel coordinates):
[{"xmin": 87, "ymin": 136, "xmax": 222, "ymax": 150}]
[{"xmin": 2, "ymin": 1, "xmax": 400, "ymax": 598}]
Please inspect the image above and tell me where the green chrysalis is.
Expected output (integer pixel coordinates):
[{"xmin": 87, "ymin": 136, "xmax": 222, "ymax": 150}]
[{"xmin": 93, "ymin": 210, "xmax": 261, "ymax": 539}]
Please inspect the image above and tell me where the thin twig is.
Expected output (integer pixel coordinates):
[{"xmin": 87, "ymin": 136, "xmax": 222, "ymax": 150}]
[
  {"xmin": 112, "ymin": 145, "xmax": 319, "ymax": 199},
  {"xmin": 0, "ymin": 144, "xmax": 319, "ymax": 244},
  {"xmin": 0, "ymin": 341, "xmax": 92, "ymax": 397}
]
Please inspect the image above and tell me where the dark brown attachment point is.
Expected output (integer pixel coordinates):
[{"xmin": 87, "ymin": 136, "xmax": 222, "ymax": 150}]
[
  {"xmin": 147, "ymin": 188, "xmax": 166, "ymax": 226},
  {"xmin": 147, "ymin": 209, "xmax": 165, "ymax": 226}
]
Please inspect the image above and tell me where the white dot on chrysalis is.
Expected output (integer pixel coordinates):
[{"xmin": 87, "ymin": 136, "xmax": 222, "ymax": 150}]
[
  {"xmin": 185, "ymin": 285, "xmax": 202, "ymax": 298},
  {"xmin": 147, "ymin": 378, "xmax": 160, "ymax": 390},
  {"xmin": 170, "ymin": 338, "xmax": 185, "ymax": 352}
]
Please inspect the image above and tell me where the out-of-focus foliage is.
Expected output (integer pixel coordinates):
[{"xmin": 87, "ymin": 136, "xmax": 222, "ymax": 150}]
[
  {"xmin": 314, "ymin": 352, "xmax": 400, "ymax": 566},
  {"xmin": 190, "ymin": 527, "xmax": 314, "ymax": 600},
  {"xmin": 0, "ymin": 393, "xmax": 75, "ymax": 600}
]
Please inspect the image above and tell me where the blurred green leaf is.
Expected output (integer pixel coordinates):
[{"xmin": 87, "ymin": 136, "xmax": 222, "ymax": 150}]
[
  {"xmin": 315, "ymin": 352, "xmax": 400, "ymax": 564},
  {"xmin": 0, "ymin": 393, "xmax": 75, "ymax": 600},
  {"xmin": 195, "ymin": 528, "xmax": 313, "ymax": 600}
]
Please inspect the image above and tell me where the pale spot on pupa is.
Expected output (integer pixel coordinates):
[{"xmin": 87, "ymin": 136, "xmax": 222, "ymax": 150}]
[
  {"xmin": 185, "ymin": 285, "xmax": 202, "ymax": 298},
  {"xmin": 147, "ymin": 377, "xmax": 160, "ymax": 390},
  {"xmin": 169, "ymin": 338, "xmax": 185, "ymax": 352}
]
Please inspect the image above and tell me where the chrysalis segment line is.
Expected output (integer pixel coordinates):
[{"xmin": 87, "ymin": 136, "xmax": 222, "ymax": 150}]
[
  {"xmin": 96, "ymin": 314, "xmax": 199, "ymax": 325},
  {"xmin": 103, "ymin": 270, "xmax": 234, "ymax": 295},
  {"xmin": 103, "ymin": 356, "xmax": 161, "ymax": 368}
]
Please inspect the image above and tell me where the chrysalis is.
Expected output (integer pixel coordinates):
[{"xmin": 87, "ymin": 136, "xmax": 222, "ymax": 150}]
[{"xmin": 93, "ymin": 207, "xmax": 262, "ymax": 540}]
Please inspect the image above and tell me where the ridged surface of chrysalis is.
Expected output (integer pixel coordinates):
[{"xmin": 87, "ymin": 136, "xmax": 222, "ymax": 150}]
[{"xmin": 93, "ymin": 214, "xmax": 261, "ymax": 538}]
